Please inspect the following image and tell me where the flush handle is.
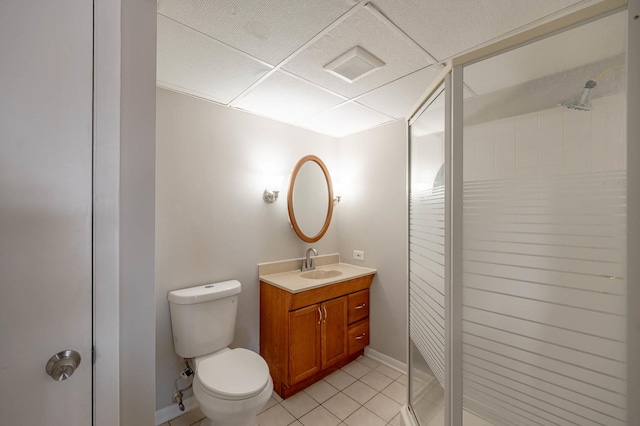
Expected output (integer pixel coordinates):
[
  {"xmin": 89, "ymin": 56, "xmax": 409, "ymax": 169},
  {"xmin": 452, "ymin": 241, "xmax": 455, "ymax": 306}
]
[{"xmin": 46, "ymin": 350, "xmax": 81, "ymax": 381}]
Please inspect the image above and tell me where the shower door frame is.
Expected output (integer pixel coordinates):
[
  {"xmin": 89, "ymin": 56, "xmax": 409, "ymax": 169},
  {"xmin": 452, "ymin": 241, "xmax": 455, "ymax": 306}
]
[{"xmin": 405, "ymin": 0, "xmax": 640, "ymax": 424}]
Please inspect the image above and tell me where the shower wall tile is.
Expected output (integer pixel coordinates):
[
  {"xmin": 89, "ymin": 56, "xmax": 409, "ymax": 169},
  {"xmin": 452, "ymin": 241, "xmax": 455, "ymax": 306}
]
[
  {"xmin": 538, "ymin": 124, "xmax": 563, "ymax": 148},
  {"xmin": 539, "ymin": 165, "xmax": 564, "ymax": 176},
  {"xmin": 516, "ymin": 166, "xmax": 538, "ymax": 178},
  {"xmin": 463, "ymin": 127, "xmax": 477, "ymax": 181},
  {"xmin": 516, "ymin": 148, "xmax": 538, "ymax": 168},
  {"xmin": 476, "ymin": 121, "xmax": 495, "ymax": 142},
  {"xmin": 516, "ymin": 111, "xmax": 538, "ymax": 134},
  {"xmin": 539, "ymin": 144, "xmax": 563, "ymax": 166},
  {"xmin": 495, "ymin": 167, "xmax": 516, "ymax": 179},
  {"xmin": 495, "ymin": 148, "xmax": 516, "ymax": 171},
  {"xmin": 476, "ymin": 138, "xmax": 495, "ymax": 180},
  {"xmin": 608, "ymin": 143, "xmax": 626, "ymax": 170},
  {"xmin": 494, "ymin": 117, "xmax": 516, "ymax": 144},
  {"xmin": 564, "ymin": 109, "xmax": 592, "ymax": 146},
  {"xmin": 591, "ymin": 139, "xmax": 608, "ymax": 172},
  {"xmin": 538, "ymin": 108, "xmax": 563, "ymax": 128},
  {"xmin": 463, "ymin": 94, "xmax": 624, "ymax": 183},
  {"xmin": 564, "ymin": 162, "xmax": 591, "ymax": 174},
  {"xmin": 516, "ymin": 132, "xmax": 538, "ymax": 153},
  {"xmin": 564, "ymin": 141, "xmax": 591, "ymax": 164}
]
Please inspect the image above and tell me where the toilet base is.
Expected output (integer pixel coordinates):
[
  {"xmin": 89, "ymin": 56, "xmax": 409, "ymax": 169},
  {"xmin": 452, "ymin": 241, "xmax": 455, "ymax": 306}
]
[
  {"xmin": 197, "ymin": 417, "xmax": 257, "ymax": 426},
  {"xmin": 193, "ymin": 373, "xmax": 272, "ymax": 426}
]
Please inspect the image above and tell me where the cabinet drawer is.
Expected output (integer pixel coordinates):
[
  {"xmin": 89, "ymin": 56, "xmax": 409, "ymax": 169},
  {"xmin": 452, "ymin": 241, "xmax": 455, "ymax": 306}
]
[
  {"xmin": 347, "ymin": 289, "xmax": 369, "ymax": 324},
  {"xmin": 348, "ymin": 319, "xmax": 369, "ymax": 356}
]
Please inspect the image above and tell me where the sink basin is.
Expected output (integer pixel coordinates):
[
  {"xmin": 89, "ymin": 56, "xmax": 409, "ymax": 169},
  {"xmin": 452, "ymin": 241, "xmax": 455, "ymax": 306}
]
[{"xmin": 300, "ymin": 270, "xmax": 343, "ymax": 280}]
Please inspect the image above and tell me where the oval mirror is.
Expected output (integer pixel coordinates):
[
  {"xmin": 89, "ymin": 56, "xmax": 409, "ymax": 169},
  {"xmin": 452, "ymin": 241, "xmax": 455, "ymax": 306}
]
[{"xmin": 287, "ymin": 155, "xmax": 334, "ymax": 243}]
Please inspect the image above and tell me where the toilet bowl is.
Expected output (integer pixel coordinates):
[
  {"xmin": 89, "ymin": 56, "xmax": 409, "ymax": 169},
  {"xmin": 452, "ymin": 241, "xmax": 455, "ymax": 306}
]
[
  {"xmin": 168, "ymin": 281, "xmax": 273, "ymax": 426},
  {"xmin": 193, "ymin": 348, "xmax": 273, "ymax": 426}
]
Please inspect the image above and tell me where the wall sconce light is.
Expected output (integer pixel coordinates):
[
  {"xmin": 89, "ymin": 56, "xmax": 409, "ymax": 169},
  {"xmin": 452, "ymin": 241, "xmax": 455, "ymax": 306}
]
[
  {"xmin": 333, "ymin": 182, "xmax": 342, "ymax": 205},
  {"xmin": 263, "ymin": 176, "xmax": 284, "ymax": 204}
]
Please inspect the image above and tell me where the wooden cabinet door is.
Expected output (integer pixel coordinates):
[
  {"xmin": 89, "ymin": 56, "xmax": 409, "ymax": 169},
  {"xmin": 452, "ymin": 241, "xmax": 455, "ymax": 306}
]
[
  {"xmin": 321, "ymin": 297, "xmax": 348, "ymax": 369},
  {"xmin": 289, "ymin": 304, "xmax": 321, "ymax": 385}
]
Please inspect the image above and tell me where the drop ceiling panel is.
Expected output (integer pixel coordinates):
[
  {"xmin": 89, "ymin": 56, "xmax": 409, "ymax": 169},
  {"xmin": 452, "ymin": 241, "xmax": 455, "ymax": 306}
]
[
  {"xmin": 232, "ymin": 71, "xmax": 347, "ymax": 125},
  {"xmin": 373, "ymin": 0, "xmax": 587, "ymax": 61},
  {"xmin": 283, "ymin": 6, "xmax": 434, "ymax": 99},
  {"xmin": 157, "ymin": 15, "xmax": 272, "ymax": 105},
  {"xmin": 298, "ymin": 102, "xmax": 394, "ymax": 138},
  {"xmin": 463, "ymin": 11, "xmax": 626, "ymax": 95},
  {"xmin": 356, "ymin": 65, "xmax": 444, "ymax": 119},
  {"xmin": 157, "ymin": 0, "xmax": 355, "ymax": 65}
]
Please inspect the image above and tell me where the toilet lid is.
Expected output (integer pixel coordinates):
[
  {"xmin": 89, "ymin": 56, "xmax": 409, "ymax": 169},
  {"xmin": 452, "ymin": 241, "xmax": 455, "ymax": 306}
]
[{"xmin": 197, "ymin": 348, "xmax": 270, "ymax": 399}]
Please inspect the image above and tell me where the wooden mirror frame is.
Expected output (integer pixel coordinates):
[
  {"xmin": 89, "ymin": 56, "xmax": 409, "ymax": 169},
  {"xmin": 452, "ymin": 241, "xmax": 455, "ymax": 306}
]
[{"xmin": 287, "ymin": 155, "xmax": 334, "ymax": 243}]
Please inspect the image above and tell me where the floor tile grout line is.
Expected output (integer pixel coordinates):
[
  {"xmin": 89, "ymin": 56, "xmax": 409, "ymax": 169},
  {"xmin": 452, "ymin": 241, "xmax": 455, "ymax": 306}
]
[{"xmin": 171, "ymin": 355, "xmax": 407, "ymax": 426}]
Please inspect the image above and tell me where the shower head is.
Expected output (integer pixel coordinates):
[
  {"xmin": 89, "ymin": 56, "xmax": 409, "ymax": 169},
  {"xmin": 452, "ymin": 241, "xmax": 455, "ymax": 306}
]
[{"xmin": 559, "ymin": 80, "xmax": 597, "ymax": 111}]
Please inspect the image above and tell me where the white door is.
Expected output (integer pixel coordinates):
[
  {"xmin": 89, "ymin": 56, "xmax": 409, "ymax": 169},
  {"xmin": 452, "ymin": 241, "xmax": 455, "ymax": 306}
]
[{"xmin": 0, "ymin": 1, "xmax": 93, "ymax": 424}]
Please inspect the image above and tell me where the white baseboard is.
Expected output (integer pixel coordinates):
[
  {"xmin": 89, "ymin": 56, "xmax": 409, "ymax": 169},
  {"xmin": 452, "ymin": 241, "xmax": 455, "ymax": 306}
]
[
  {"xmin": 400, "ymin": 404, "xmax": 416, "ymax": 426},
  {"xmin": 364, "ymin": 347, "xmax": 407, "ymax": 374},
  {"xmin": 155, "ymin": 395, "xmax": 199, "ymax": 425}
]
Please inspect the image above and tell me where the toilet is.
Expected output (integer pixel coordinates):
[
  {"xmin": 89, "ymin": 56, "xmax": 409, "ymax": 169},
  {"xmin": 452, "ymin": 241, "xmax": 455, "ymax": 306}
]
[{"xmin": 168, "ymin": 280, "xmax": 273, "ymax": 426}]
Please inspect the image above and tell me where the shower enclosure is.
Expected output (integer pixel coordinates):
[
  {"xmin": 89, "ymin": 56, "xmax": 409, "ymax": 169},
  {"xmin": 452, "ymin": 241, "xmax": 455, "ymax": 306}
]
[{"xmin": 406, "ymin": 1, "xmax": 639, "ymax": 425}]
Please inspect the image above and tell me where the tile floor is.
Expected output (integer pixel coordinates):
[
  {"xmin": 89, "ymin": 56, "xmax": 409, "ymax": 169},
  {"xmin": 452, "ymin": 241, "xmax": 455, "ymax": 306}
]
[{"xmin": 161, "ymin": 355, "xmax": 406, "ymax": 426}]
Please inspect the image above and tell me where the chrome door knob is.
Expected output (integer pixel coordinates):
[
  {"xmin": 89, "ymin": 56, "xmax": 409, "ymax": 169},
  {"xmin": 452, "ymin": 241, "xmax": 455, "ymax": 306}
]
[{"xmin": 45, "ymin": 350, "xmax": 81, "ymax": 381}]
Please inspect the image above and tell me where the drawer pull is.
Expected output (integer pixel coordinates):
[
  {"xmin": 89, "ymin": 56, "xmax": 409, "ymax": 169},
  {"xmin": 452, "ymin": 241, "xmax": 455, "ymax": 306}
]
[
  {"xmin": 355, "ymin": 333, "xmax": 366, "ymax": 340},
  {"xmin": 317, "ymin": 307, "xmax": 322, "ymax": 324},
  {"xmin": 354, "ymin": 303, "xmax": 367, "ymax": 309},
  {"xmin": 323, "ymin": 305, "xmax": 327, "ymax": 322}
]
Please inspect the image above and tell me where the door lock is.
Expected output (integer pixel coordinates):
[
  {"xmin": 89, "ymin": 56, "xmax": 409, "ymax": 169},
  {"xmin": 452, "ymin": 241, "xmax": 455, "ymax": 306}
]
[{"xmin": 45, "ymin": 350, "xmax": 81, "ymax": 381}]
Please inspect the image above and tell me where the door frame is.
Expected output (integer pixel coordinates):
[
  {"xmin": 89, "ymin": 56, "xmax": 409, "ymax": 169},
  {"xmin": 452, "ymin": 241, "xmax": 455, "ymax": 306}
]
[{"xmin": 93, "ymin": 0, "xmax": 157, "ymax": 425}]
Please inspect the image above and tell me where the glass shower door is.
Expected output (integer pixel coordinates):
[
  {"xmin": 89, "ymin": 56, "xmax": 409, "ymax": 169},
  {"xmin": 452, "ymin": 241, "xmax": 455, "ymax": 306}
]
[
  {"xmin": 408, "ymin": 86, "xmax": 447, "ymax": 426},
  {"xmin": 459, "ymin": 10, "xmax": 628, "ymax": 426}
]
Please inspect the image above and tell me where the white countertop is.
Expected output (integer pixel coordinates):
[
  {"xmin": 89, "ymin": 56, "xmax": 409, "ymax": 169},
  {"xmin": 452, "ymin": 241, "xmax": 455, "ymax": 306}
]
[{"xmin": 259, "ymin": 262, "xmax": 376, "ymax": 293}]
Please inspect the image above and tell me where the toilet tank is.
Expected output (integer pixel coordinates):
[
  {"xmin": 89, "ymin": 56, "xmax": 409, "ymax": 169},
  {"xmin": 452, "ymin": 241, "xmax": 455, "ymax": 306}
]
[{"xmin": 168, "ymin": 280, "xmax": 241, "ymax": 359}]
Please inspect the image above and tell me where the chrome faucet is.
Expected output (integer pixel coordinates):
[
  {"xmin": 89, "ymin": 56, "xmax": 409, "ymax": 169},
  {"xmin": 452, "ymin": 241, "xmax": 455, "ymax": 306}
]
[{"xmin": 302, "ymin": 248, "xmax": 318, "ymax": 271}]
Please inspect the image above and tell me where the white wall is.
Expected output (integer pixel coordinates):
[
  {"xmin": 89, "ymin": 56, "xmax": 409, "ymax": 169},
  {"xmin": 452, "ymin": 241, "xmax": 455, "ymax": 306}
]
[
  {"xmin": 338, "ymin": 120, "xmax": 408, "ymax": 364},
  {"xmin": 155, "ymin": 88, "xmax": 340, "ymax": 410}
]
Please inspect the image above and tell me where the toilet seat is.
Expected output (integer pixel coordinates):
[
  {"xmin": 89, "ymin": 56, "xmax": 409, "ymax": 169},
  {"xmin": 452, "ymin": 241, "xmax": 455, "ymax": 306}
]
[{"xmin": 196, "ymin": 348, "xmax": 270, "ymax": 400}]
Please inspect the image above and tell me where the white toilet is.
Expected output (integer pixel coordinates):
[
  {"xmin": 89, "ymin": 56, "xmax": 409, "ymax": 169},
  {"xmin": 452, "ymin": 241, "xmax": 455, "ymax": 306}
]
[{"xmin": 168, "ymin": 280, "xmax": 273, "ymax": 426}]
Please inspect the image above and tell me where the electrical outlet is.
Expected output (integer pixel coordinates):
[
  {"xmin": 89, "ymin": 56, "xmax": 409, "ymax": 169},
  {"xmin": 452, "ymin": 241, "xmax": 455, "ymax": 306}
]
[{"xmin": 353, "ymin": 250, "xmax": 365, "ymax": 261}]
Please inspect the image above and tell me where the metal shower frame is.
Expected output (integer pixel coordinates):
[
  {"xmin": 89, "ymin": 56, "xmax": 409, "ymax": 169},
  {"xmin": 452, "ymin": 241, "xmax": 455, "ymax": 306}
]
[{"xmin": 404, "ymin": 0, "xmax": 640, "ymax": 424}]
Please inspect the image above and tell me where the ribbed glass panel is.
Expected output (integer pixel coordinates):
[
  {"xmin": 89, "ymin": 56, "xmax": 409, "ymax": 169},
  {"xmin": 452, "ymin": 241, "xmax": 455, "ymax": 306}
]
[
  {"xmin": 409, "ymin": 87, "xmax": 446, "ymax": 426},
  {"xmin": 410, "ymin": 185, "xmax": 446, "ymax": 386},
  {"xmin": 461, "ymin": 171, "xmax": 627, "ymax": 426}
]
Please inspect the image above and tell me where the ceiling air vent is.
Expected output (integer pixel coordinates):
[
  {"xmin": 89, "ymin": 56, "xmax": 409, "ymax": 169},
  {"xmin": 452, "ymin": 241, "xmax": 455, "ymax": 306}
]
[{"xmin": 324, "ymin": 46, "xmax": 385, "ymax": 83}]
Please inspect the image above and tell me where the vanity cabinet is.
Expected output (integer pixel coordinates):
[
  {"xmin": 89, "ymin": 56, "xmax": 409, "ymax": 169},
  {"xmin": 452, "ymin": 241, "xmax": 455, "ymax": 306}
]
[
  {"xmin": 289, "ymin": 297, "xmax": 348, "ymax": 384},
  {"xmin": 260, "ymin": 274, "xmax": 373, "ymax": 398}
]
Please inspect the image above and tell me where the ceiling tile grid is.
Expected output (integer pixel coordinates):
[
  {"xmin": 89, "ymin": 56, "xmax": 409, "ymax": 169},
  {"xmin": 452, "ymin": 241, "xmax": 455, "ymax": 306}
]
[
  {"xmin": 156, "ymin": 0, "xmax": 615, "ymax": 138},
  {"xmin": 355, "ymin": 65, "xmax": 444, "ymax": 119},
  {"xmin": 157, "ymin": 15, "xmax": 272, "ymax": 104},
  {"xmin": 297, "ymin": 101, "xmax": 395, "ymax": 138},
  {"xmin": 232, "ymin": 71, "xmax": 347, "ymax": 126},
  {"xmin": 282, "ymin": 6, "xmax": 434, "ymax": 99},
  {"xmin": 158, "ymin": 0, "xmax": 356, "ymax": 65},
  {"xmin": 371, "ymin": 0, "xmax": 589, "ymax": 61}
]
